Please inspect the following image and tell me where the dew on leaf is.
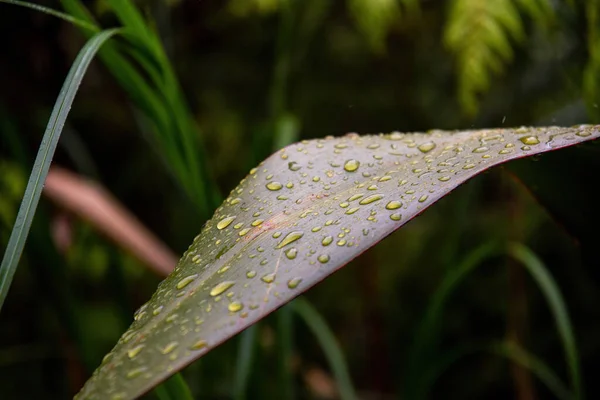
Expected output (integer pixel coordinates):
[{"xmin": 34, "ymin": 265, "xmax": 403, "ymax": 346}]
[
  {"xmin": 519, "ymin": 136, "xmax": 540, "ymax": 145},
  {"xmin": 322, "ymin": 236, "xmax": 333, "ymax": 246},
  {"xmin": 127, "ymin": 345, "xmax": 144, "ymax": 360},
  {"xmin": 390, "ymin": 213, "xmax": 402, "ymax": 221},
  {"xmin": 176, "ymin": 274, "xmax": 198, "ymax": 290},
  {"xmin": 228, "ymin": 302, "xmax": 243, "ymax": 312},
  {"xmin": 287, "ymin": 277, "xmax": 302, "ymax": 289},
  {"xmin": 317, "ymin": 254, "xmax": 330, "ymax": 263},
  {"xmin": 275, "ymin": 231, "xmax": 304, "ymax": 249},
  {"xmin": 210, "ymin": 281, "xmax": 235, "ymax": 297},
  {"xmin": 285, "ymin": 248, "xmax": 298, "ymax": 260},
  {"xmin": 261, "ymin": 273, "xmax": 276, "ymax": 283},
  {"xmin": 343, "ymin": 159, "xmax": 360, "ymax": 172},
  {"xmin": 418, "ymin": 142, "xmax": 436, "ymax": 153},
  {"xmin": 266, "ymin": 182, "xmax": 283, "ymax": 191},
  {"xmin": 385, "ymin": 201, "xmax": 402, "ymax": 210},
  {"xmin": 217, "ymin": 216, "xmax": 236, "ymax": 230},
  {"xmin": 359, "ymin": 194, "xmax": 383, "ymax": 205}
]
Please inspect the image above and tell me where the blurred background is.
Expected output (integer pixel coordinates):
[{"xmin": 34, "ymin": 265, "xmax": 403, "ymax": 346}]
[{"xmin": 1, "ymin": 0, "xmax": 600, "ymax": 399}]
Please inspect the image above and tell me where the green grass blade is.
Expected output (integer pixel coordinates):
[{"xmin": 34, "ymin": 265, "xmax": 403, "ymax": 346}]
[
  {"xmin": 278, "ymin": 305, "xmax": 295, "ymax": 399},
  {"xmin": 293, "ymin": 298, "xmax": 358, "ymax": 400},
  {"xmin": 0, "ymin": 28, "xmax": 120, "ymax": 312},
  {"xmin": 509, "ymin": 243, "xmax": 583, "ymax": 400},
  {"xmin": 233, "ymin": 325, "xmax": 258, "ymax": 400},
  {"xmin": 0, "ymin": 0, "xmax": 98, "ymax": 31},
  {"xmin": 154, "ymin": 373, "xmax": 194, "ymax": 400}
]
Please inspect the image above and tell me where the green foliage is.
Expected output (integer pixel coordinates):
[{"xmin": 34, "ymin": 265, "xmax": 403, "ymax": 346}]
[
  {"xmin": 584, "ymin": 0, "xmax": 600, "ymax": 120},
  {"xmin": 348, "ymin": 0, "xmax": 401, "ymax": 52},
  {"xmin": 444, "ymin": 0, "xmax": 554, "ymax": 114}
]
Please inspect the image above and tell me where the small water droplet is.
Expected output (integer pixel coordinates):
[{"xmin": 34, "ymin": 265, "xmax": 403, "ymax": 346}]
[
  {"xmin": 228, "ymin": 301, "xmax": 243, "ymax": 312},
  {"xmin": 390, "ymin": 213, "xmax": 402, "ymax": 221},
  {"xmin": 379, "ymin": 175, "xmax": 392, "ymax": 182},
  {"xmin": 472, "ymin": 146, "xmax": 488, "ymax": 153},
  {"xmin": 349, "ymin": 194, "xmax": 364, "ymax": 202},
  {"xmin": 287, "ymin": 277, "xmax": 302, "ymax": 289},
  {"xmin": 190, "ymin": 340, "xmax": 208, "ymax": 350},
  {"xmin": 161, "ymin": 342, "xmax": 179, "ymax": 354},
  {"xmin": 285, "ymin": 248, "xmax": 298, "ymax": 259},
  {"xmin": 217, "ymin": 216, "xmax": 236, "ymax": 230},
  {"xmin": 262, "ymin": 273, "xmax": 276, "ymax": 283},
  {"xmin": 367, "ymin": 184, "xmax": 378, "ymax": 191},
  {"xmin": 273, "ymin": 231, "xmax": 282, "ymax": 238},
  {"xmin": 266, "ymin": 182, "xmax": 283, "ymax": 191},
  {"xmin": 239, "ymin": 228, "xmax": 251, "ymax": 236},
  {"xmin": 176, "ymin": 274, "xmax": 198, "ymax": 290},
  {"xmin": 275, "ymin": 231, "xmax": 304, "ymax": 249},
  {"xmin": 438, "ymin": 176, "xmax": 451, "ymax": 182},
  {"xmin": 418, "ymin": 195, "xmax": 429, "ymax": 203},
  {"xmin": 247, "ymin": 270, "xmax": 257, "ymax": 278},
  {"xmin": 345, "ymin": 207, "xmax": 359, "ymax": 214},
  {"xmin": 322, "ymin": 236, "xmax": 333, "ymax": 246},
  {"xmin": 311, "ymin": 226, "xmax": 322, "ymax": 232},
  {"xmin": 344, "ymin": 159, "xmax": 360, "ymax": 172},
  {"xmin": 463, "ymin": 164, "xmax": 475, "ymax": 170},
  {"xmin": 210, "ymin": 281, "xmax": 235, "ymax": 297},
  {"xmin": 126, "ymin": 367, "xmax": 147, "ymax": 379},
  {"xmin": 288, "ymin": 161, "xmax": 301, "ymax": 171},
  {"xmin": 317, "ymin": 254, "xmax": 330, "ymax": 263},
  {"xmin": 153, "ymin": 306, "xmax": 163, "ymax": 316},
  {"xmin": 251, "ymin": 219, "xmax": 264, "ymax": 227}
]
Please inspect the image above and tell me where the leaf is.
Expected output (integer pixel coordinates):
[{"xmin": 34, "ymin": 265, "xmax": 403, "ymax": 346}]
[
  {"xmin": 76, "ymin": 125, "xmax": 599, "ymax": 399},
  {"xmin": 0, "ymin": 28, "xmax": 119, "ymax": 312}
]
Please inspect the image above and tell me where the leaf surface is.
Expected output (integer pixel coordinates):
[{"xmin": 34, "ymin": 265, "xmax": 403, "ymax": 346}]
[{"xmin": 76, "ymin": 125, "xmax": 599, "ymax": 399}]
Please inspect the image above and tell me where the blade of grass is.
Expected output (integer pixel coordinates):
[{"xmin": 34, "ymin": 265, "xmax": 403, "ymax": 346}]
[
  {"xmin": 154, "ymin": 373, "xmax": 194, "ymax": 400},
  {"xmin": 233, "ymin": 325, "xmax": 258, "ymax": 400},
  {"xmin": 278, "ymin": 305, "xmax": 295, "ymax": 399},
  {"xmin": 292, "ymin": 298, "xmax": 358, "ymax": 400},
  {"xmin": 508, "ymin": 243, "xmax": 583, "ymax": 400},
  {"xmin": 0, "ymin": 28, "xmax": 120, "ymax": 312},
  {"xmin": 0, "ymin": 0, "xmax": 98, "ymax": 32}
]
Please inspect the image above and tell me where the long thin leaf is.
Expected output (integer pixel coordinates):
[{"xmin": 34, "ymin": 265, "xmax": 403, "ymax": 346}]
[
  {"xmin": 233, "ymin": 325, "xmax": 258, "ymax": 400},
  {"xmin": 509, "ymin": 242, "xmax": 583, "ymax": 399},
  {"xmin": 75, "ymin": 126, "xmax": 599, "ymax": 399},
  {"xmin": 0, "ymin": 28, "xmax": 120, "ymax": 312}
]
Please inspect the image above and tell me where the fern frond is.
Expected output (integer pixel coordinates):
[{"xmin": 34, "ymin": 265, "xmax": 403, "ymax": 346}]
[
  {"xmin": 444, "ymin": 0, "xmax": 525, "ymax": 114},
  {"xmin": 348, "ymin": 0, "xmax": 419, "ymax": 53}
]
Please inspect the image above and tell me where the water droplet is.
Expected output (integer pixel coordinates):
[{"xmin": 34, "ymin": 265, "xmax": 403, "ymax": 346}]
[
  {"xmin": 418, "ymin": 142, "xmax": 436, "ymax": 153},
  {"xmin": 261, "ymin": 273, "xmax": 276, "ymax": 283},
  {"xmin": 190, "ymin": 340, "xmax": 208, "ymax": 350},
  {"xmin": 287, "ymin": 277, "xmax": 302, "ymax": 289},
  {"xmin": 349, "ymin": 194, "xmax": 364, "ymax": 202},
  {"xmin": 438, "ymin": 176, "xmax": 451, "ymax": 182},
  {"xmin": 273, "ymin": 231, "xmax": 282, "ymax": 238},
  {"xmin": 251, "ymin": 219, "xmax": 264, "ymax": 227},
  {"xmin": 379, "ymin": 175, "xmax": 392, "ymax": 182},
  {"xmin": 337, "ymin": 239, "xmax": 347, "ymax": 246},
  {"xmin": 288, "ymin": 161, "xmax": 301, "ymax": 171},
  {"xmin": 210, "ymin": 281, "xmax": 235, "ymax": 297},
  {"xmin": 344, "ymin": 159, "xmax": 360, "ymax": 172},
  {"xmin": 418, "ymin": 195, "xmax": 429, "ymax": 203},
  {"xmin": 161, "ymin": 342, "xmax": 179, "ymax": 354},
  {"xmin": 340, "ymin": 201, "xmax": 350, "ymax": 208},
  {"xmin": 239, "ymin": 228, "xmax": 251, "ymax": 236},
  {"xmin": 176, "ymin": 274, "xmax": 198, "ymax": 290},
  {"xmin": 250, "ymin": 168, "xmax": 257, "ymax": 175},
  {"xmin": 126, "ymin": 367, "xmax": 147, "ymax": 379},
  {"xmin": 234, "ymin": 222, "xmax": 244, "ymax": 229},
  {"xmin": 127, "ymin": 345, "xmax": 144, "ymax": 359},
  {"xmin": 275, "ymin": 231, "xmax": 304, "ymax": 248},
  {"xmin": 318, "ymin": 254, "xmax": 330, "ymax": 263},
  {"xmin": 385, "ymin": 201, "xmax": 402, "ymax": 210},
  {"xmin": 345, "ymin": 207, "xmax": 359, "ymax": 214},
  {"xmin": 286, "ymin": 182, "xmax": 294, "ymax": 188},
  {"xmin": 312, "ymin": 176, "xmax": 320, "ymax": 182},
  {"xmin": 367, "ymin": 184, "xmax": 378, "ymax": 191},
  {"xmin": 322, "ymin": 236, "xmax": 333, "ymax": 246},
  {"xmin": 472, "ymin": 146, "xmax": 488, "ymax": 153},
  {"xmin": 390, "ymin": 213, "xmax": 402, "ymax": 221},
  {"xmin": 230, "ymin": 197, "xmax": 241, "ymax": 205},
  {"xmin": 311, "ymin": 226, "xmax": 322, "ymax": 232},
  {"xmin": 266, "ymin": 182, "xmax": 283, "ymax": 191},
  {"xmin": 217, "ymin": 216, "xmax": 236, "ymax": 230},
  {"xmin": 246, "ymin": 270, "xmax": 257, "ymax": 279},
  {"xmin": 285, "ymin": 248, "xmax": 298, "ymax": 259},
  {"xmin": 359, "ymin": 194, "xmax": 383, "ymax": 205},
  {"xmin": 228, "ymin": 301, "xmax": 244, "ymax": 312},
  {"xmin": 519, "ymin": 136, "xmax": 539, "ymax": 145},
  {"xmin": 463, "ymin": 164, "xmax": 475, "ymax": 170},
  {"xmin": 153, "ymin": 306, "xmax": 163, "ymax": 316}
]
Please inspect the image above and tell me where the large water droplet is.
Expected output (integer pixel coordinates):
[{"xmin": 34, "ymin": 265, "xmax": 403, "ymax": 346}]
[
  {"xmin": 217, "ymin": 216, "xmax": 236, "ymax": 230},
  {"xmin": 275, "ymin": 231, "xmax": 304, "ymax": 248},
  {"xmin": 127, "ymin": 344, "xmax": 144, "ymax": 359},
  {"xmin": 345, "ymin": 207, "xmax": 360, "ymax": 215},
  {"xmin": 266, "ymin": 182, "xmax": 283, "ymax": 191},
  {"xmin": 322, "ymin": 236, "xmax": 333, "ymax": 246},
  {"xmin": 390, "ymin": 213, "xmax": 402, "ymax": 221},
  {"xmin": 386, "ymin": 201, "xmax": 402, "ymax": 210},
  {"xmin": 418, "ymin": 142, "xmax": 436, "ymax": 153},
  {"xmin": 344, "ymin": 159, "xmax": 360, "ymax": 172},
  {"xmin": 176, "ymin": 274, "xmax": 198, "ymax": 290},
  {"xmin": 359, "ymin": 194, "xmax": 383, "ymax": 205},
  {"xmin": 519, "ymin": 136, "xmax": 540, "ymax": 145},
  {"xmin": 210, "ymin": 281, "xmax": 235, "ymax": 297},
  {"xmin": 228, "ymin": 301, "xmax": 244, "ymax": 312}
]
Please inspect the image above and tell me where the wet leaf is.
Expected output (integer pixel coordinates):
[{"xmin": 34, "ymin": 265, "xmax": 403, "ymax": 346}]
[{"xmin": 76, "ymin": 125, "xmax": 599, "ymax": 399}]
